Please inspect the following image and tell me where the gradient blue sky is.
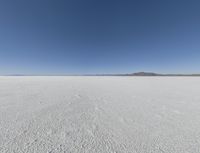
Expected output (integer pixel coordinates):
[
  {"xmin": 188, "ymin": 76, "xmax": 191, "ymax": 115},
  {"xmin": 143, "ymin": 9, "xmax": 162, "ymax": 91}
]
[{"xmin": 0, "ymin": 0, "xmax": 200, "ymax": 75}]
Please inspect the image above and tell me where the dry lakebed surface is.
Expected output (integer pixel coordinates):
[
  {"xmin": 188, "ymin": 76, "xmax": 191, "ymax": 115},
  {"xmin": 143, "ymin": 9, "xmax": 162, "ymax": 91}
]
[{"xmin": 0, "ymin": 76, "xmax": 200, "ymax": 153}]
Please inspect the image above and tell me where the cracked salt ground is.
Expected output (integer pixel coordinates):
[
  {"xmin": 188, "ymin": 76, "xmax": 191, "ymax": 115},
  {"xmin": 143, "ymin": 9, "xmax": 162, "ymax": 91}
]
[{"xmin": 0, "ymin": 76, "xmax": 200, "ymax": 153}]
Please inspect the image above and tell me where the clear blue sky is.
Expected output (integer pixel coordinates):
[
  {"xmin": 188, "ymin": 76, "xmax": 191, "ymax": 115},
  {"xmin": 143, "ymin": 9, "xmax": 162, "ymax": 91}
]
[{"xmin": 0, "ymin": 0, "xmax": 200, "ymax": 75}]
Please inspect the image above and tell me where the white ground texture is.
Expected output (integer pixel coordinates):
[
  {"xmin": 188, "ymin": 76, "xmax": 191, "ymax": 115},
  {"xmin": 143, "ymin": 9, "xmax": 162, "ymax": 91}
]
[{"xmin": 0, "ymin": 76, "xmax": 200, "ymax": 153}]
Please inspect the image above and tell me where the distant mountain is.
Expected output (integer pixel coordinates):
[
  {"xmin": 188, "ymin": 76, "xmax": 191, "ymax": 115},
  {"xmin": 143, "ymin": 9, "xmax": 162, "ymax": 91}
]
[
  {"xmin": 5, "ymin": 74, "xmax": 26, "ymax": 76},
  {"xmin": 126, "ymin": 72, "xmax": 200, "ymax": 76},
  {"xmin": 2, "ymin": 72, "xmax": 200, "ymax": 76},
  {"xmin": 130, "ymin": 72, "xmax": 162, "ymax": 76}
]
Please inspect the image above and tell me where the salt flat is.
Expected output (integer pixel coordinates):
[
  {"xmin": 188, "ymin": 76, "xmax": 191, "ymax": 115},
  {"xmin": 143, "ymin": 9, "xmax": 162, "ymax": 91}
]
[{"xmin": 0, "ymin": 76, "xmax": 200, "ymax": 153}]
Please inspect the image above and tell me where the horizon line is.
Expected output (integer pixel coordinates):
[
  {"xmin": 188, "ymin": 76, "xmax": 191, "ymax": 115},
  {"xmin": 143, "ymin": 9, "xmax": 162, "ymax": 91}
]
[{"xmin": 1, "ymin": 72, "xmax": 200, "ymax": 76}]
